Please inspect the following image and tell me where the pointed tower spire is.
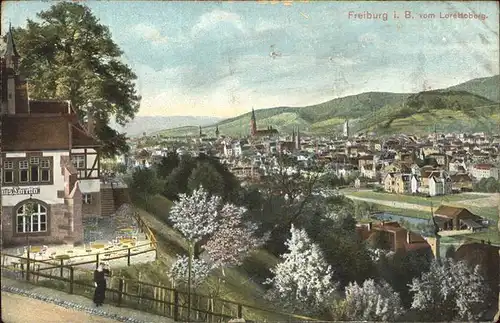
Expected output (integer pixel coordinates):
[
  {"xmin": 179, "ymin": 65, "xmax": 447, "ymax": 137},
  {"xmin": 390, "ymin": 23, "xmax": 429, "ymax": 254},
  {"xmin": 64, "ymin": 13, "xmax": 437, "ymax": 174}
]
[
  {"xmin": 295, "ymin": 126, "xmax": 300, "ymax": 150},
  {"xmin": 199, "ymin": 125, "xmax": 202, "ymax": 137},
  {"xmin": 215, "ymin": 125, "xmax": 220, "ymax": 137},
  {"xmin": 4, "ymin": 23, "xmax": 20, "ymax": 58},
  {"xmin": 250, "ymin": 107, "xmax": 257, "ymax": 136}
]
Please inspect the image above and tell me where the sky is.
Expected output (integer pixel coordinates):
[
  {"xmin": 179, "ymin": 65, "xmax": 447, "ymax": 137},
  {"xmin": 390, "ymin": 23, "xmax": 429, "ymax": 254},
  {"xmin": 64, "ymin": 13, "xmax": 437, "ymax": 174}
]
[{"xmin": 2, "ymin": 1, "xmax": 499, "ymax": 117}]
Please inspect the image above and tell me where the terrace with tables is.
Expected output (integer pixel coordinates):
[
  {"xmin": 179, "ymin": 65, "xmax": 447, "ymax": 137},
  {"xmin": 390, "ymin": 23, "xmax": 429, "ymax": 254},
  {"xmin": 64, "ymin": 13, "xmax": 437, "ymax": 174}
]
[{"xmin": 1, "ymin": 204, "xmax": 156, "ymax": 271}]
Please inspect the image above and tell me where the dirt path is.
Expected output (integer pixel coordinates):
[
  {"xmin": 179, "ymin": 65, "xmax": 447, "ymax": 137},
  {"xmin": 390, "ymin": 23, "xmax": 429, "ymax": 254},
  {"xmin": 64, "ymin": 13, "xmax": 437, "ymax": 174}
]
[{"xmin": 1, "ymin": 291, "xmax": 120, "ymax": 323}]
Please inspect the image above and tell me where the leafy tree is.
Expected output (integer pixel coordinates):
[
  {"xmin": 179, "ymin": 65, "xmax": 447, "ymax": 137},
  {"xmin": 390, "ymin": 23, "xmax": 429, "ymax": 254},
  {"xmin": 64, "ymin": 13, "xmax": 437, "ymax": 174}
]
[
  {"xmin": 129, "ymin": 167, "xmax": 162, "ymax": 201},
  {"xmin": 187, "ymin": 162, "xmax": 226, "ymax": 198},
  {"xmin": 202, "ymin": 204, "xmax": 268, "ymax": 276},
  {"xmin": 338, "ymin": 279, "xmax": 404, "ymax": 321},
  {"xmin": 265, "ymin": 224, "xmax": 337, "ymax": 316},
  {"xmin": 164, "ymin": 156, "xmax": 196, "ymax": 199},
  {"xmin": 376, "ymin": 249, "xmax": 432, "ymax": 308},
  {"xmin": 409, "ymin": 258, "xmax": 489, "ymax": 321},
  {"xmin": 11, "ymin": 2, "xmax": 140, "ymax": 157},
  {"xmin": 156, "ymin": 152, "xmax": 179, "ymax": 179}
]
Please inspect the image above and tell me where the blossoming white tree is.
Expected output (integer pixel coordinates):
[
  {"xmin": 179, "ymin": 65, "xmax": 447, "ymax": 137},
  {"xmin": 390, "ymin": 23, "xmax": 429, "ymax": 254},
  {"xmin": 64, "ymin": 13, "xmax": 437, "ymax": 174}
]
[
  {"xmin": 202, "ymin": 203, "xmax": 267, "ymax": 274},
  {"xmin": 265, "ymin": 224, "xmax": 337, "ymax": 315},
  {"xmin": 168, "ymin": 186, "xmax": 221, "ymax": 319},
  {"xmin": 168, "ymin": 186, "xmax": 221, "ymax": 242},
  {"xmin": 342, "ymin": 279, "xmax": 404, "ymax": 321},
  {"xmin": 409, "ymin": 258, "xmax": 489, "ymax": 321},
  {"xmin": 169, "ymin": 255, "xmax": 213, "ymax": 288}
]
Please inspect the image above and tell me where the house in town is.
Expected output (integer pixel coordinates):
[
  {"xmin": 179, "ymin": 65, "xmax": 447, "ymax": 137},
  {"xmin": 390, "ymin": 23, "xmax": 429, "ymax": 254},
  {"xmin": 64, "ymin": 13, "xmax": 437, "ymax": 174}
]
[
  {"xmin": 433, "ymin": 205, "xmax": 486, "ymax": 232},
  {"xmin": 356, "ymin": 221, "xmax": 431, "ymax": 254},
  {"xmin": 428, "ymin": 174, "xmax": 452, "ymax": 196},
  {"xmin": 470, "ymin": 163, "xmax": 499, "ymax": 180},
  {"xmin": 450, "ymin": 173, "xmax": 474, "ymax": 192},
  {"xmin": 383, "ymin": 172, "xmax": 411, "ymax": 194},
  {"xmin": 0, "ymin": 27, "xmax": 109, "ymax": 247},
  {"xmin": 419, "ymin": 169, "xmax": 452, "ymax": 195}
]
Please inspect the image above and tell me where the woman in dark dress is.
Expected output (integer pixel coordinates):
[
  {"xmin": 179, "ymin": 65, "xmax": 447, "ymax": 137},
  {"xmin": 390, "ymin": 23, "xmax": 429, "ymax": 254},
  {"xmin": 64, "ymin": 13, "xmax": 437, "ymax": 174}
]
[{"xmin": 93, "ymin": 262, "xmax": 110, "ymax": 307}]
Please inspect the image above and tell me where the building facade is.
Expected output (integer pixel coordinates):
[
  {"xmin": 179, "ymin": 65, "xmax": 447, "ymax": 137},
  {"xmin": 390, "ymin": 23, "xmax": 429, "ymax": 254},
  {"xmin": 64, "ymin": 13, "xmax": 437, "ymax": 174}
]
[{"xmin": 1, "ymin": 26, "xmax": 104, "ymax": 247}]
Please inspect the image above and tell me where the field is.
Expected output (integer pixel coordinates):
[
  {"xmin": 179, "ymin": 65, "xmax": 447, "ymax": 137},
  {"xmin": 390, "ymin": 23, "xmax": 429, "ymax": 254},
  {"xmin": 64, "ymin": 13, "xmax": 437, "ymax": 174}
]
[
  {"xmin": 346, "ymin": 190, "xmax": 483, "ymax": 206},
  {"xmin": 126, "ymin": 195, "xmax": 287, "ymax": 321}
]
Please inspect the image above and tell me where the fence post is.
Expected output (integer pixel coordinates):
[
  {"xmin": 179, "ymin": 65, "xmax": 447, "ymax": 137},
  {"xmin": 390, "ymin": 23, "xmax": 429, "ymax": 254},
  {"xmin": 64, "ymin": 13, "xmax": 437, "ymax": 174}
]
[
  {"xmin": 60, "ymin": 259, "xmax": 64, "ymax": 277},
  {"xmin": 69, "ymin": 267, "xmax": 74, "ymax": 294},
  {"xmin": 96, "ymin": 254, "xmax": 99, "ymax": 269},
  {"xmin": 127, "ymin": 248, "xmax": 131, "ymax": 266},
  {"xmin": 173, "ymin": 290, "xmax": 179, "ymax": 321},
  {"xmin": 117, "ymin": 278, "xmax": 124, "ymax": 307},
  {"xmin": 237, "ymin": 304, "xmax": 243, "ymax": 319},
  {"xmin": 26, "ymin": 256, "xmax": 30, "ymax": 282}
]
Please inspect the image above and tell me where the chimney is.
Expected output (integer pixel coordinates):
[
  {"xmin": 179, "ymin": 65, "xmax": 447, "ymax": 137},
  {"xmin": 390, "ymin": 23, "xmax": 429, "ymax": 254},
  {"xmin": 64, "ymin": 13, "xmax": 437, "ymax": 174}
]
[
  {"xmin": 368, "ymin": 222, "xmax": 372, "ymax": 231},
  {"xmin": 407, "ymin": 231, "xmax": 412, "ymax": 244}
]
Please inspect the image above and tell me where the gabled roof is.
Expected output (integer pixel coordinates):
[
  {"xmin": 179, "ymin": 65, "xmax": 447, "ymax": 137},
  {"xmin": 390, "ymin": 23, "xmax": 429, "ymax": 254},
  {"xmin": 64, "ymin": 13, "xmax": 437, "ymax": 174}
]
[
  {"xmin": 72, "ymin": 123, "xmax": 100, "ymax": 148},
  {"xmin": 2, "ymin": 115, "xmax": 71, "ymax": 151}
]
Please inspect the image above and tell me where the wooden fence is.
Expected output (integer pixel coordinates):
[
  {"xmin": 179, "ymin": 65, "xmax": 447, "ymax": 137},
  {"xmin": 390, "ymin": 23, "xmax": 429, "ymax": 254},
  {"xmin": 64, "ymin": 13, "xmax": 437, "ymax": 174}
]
[
  {"xmin": 1, "ymin": 254, "xmax": 319, "ymax": 322},
  {"xmin": 132, "ymin": 208, "xmax": 158, "ymax": 258}
]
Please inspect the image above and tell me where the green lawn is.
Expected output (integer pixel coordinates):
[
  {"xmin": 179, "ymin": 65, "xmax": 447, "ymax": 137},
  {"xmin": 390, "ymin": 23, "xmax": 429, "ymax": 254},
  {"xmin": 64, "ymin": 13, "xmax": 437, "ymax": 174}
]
[
  {"xmin": 454, "ymin": 227, "xmax": 500, "ymax": 245},
  {"xmin": 348, "ymin": 191, "xmax": 483, "ymax": 206}
]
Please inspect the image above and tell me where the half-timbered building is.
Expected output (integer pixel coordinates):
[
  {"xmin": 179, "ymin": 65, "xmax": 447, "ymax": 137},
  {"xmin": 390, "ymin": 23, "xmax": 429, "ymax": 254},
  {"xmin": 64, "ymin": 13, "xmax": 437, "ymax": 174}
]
[{"xmin": 0, "ymin": 26, "xmax": 106, "ymax": 247}]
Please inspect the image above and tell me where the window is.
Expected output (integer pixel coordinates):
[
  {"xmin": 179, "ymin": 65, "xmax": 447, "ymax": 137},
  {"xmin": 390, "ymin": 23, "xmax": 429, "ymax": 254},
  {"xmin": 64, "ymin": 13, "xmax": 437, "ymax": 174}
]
[
  {"xmin": 83, "ymin": 193, "xmax": 92, "ymax": 204},
  {"xmin": 41, "ymin": 158, "xmax": 51, "ymax": 182},
  {"xmin": 30, "ymin": 165, "xmax": 39, "ymax": 182},
  {"xmin": 19, "ymin": 160, "xmax": 29, "ymax": 183},
  {"xmin": 41, "ymin": 159, "xmax": 50, "ymax": 168},
  {"xmin": 3, "ymin": 161, "xmax": 13, "ymax": 184},
  {"xmin": 16, "ymin": 202, "xmax": 48, "ymax": 233},
  {"xmin": 72, "ymin": 155, "xmax": 85, "ymax": 169}
]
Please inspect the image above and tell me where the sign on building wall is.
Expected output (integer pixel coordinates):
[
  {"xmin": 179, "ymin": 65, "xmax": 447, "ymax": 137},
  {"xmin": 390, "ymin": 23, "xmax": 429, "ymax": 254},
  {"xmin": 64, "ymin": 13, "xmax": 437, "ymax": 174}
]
[{"xmin": 1, "ymin": 187, "xmax": 40, "ymax": 196}]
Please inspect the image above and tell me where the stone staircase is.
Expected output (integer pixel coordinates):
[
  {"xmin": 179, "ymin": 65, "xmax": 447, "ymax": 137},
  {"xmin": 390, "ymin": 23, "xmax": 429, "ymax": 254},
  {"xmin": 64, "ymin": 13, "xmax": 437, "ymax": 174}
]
[{"xmin": 100, "ymin": 188, "xmax": 115, "ymax": 216}]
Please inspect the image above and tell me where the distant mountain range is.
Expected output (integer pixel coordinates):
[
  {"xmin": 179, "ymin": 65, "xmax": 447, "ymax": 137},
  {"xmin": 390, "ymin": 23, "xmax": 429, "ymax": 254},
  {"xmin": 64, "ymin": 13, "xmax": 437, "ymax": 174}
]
[
  {"xmin": 110, "ymin": 116, "xmax": 224, "ymax": 137},
  {"xmin": 157, "ymin": 74, "xmax": 500, "ymax": 137}
]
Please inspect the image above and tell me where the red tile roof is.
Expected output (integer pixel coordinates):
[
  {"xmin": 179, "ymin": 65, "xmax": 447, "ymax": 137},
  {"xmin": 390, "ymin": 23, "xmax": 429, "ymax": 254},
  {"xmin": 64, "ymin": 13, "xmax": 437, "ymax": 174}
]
[{"xmin": 473, "ymin": 163, "xmax": 494, "ymax": 170}]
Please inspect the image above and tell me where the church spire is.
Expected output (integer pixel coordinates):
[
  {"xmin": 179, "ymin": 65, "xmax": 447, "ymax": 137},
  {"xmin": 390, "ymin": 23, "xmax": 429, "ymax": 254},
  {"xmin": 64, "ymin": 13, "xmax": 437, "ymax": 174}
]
[
  {"xmin": 215, "ymin": 125, "xmax": 220, "ymax": 137},
  {"xmin": 4, "ymin": 23, "xmax": 20, "ymax": 58},
  {"xmin": 250, "ymin": 107, "xmax": 257, "ymax": 136}
]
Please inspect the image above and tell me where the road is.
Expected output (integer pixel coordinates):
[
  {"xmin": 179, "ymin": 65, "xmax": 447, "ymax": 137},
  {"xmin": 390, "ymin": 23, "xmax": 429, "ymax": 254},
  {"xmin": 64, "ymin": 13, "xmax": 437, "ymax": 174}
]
[{"xmin": 1, "ymin": 291, "xmax": 120, "ymax": 323}]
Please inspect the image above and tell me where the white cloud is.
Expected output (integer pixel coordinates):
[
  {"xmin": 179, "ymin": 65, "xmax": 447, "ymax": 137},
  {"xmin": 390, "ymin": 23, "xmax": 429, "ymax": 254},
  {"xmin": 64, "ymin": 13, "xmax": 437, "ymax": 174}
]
[
  {"xmin": 133, "ymin": 23, "xmax": 169, "ymax": 44},
  {"xmin": 255, "ymin": 20, "xmax": 282, "ymax": 32},
  {"xmin": 191, "ymin": 10, "xmax": 245, "ymax": 38},
  {"xmin": 326, "ymin": 54, "xmax": 359, "ymax": 67}
]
